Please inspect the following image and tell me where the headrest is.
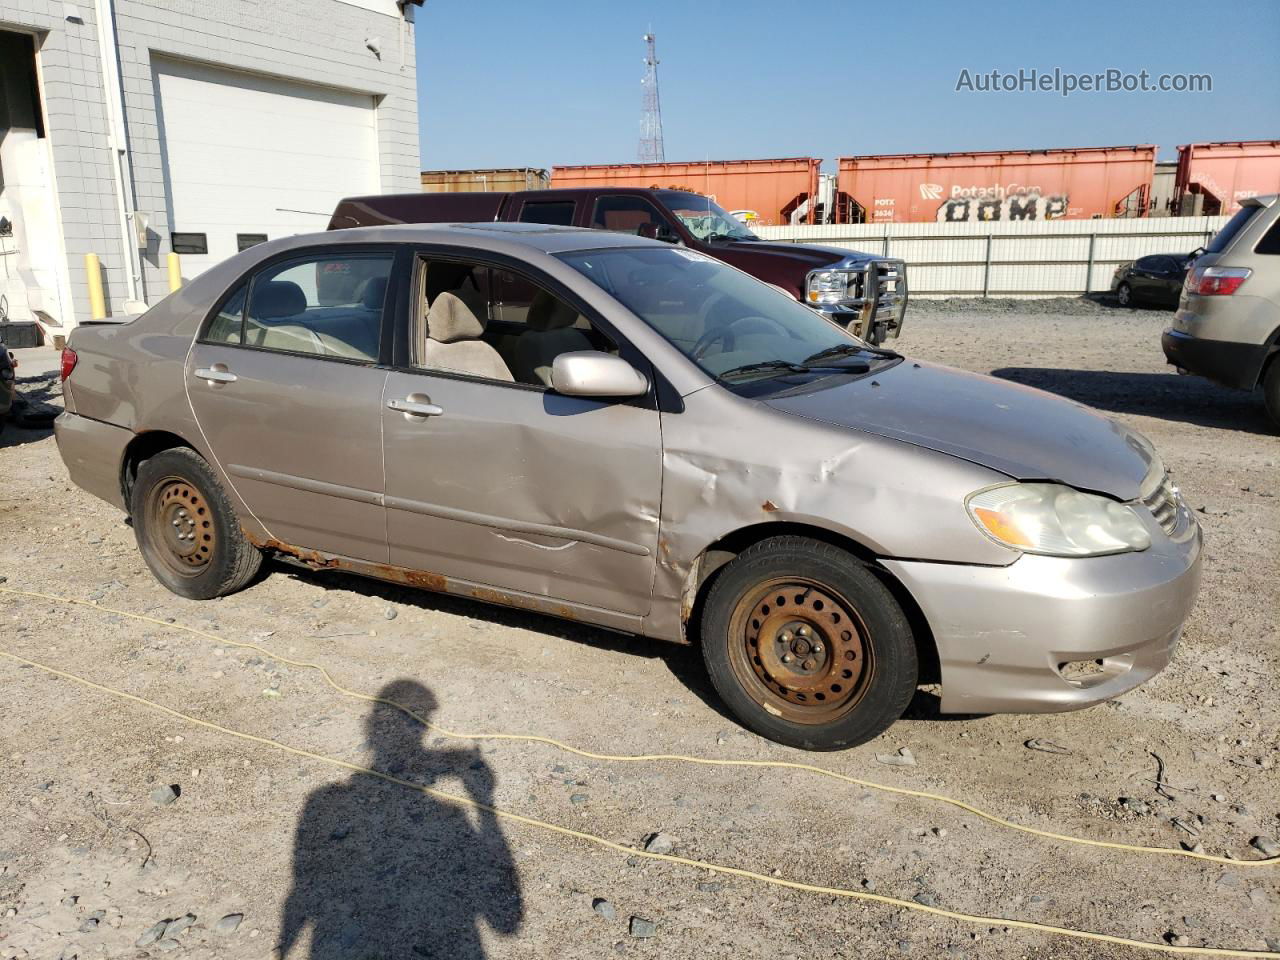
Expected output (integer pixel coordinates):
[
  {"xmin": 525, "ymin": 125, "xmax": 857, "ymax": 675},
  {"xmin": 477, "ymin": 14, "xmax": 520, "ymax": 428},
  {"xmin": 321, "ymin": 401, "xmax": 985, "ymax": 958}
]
[
  {"xmin": 526, "ymin": 290, "xmax": 578, "ymax": 332},
  {"xmin": 360, "ymin": 275, "xmax": 389, "ymax": 310},
  {"xmin": 251, "ymin": 280, "xmax": 306, "ymax": 319},
  {"xmin": 427, "ymin": 291, "xmax": 485, "ymax": 343}
]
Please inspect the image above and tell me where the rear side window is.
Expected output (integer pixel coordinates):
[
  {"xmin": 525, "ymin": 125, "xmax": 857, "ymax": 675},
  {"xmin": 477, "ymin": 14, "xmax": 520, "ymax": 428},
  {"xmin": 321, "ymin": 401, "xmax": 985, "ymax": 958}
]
[
  {"xmin": 1255, "ymin": 216, "xmax": 1280, "ymax": 255},
  {"xmin": 519, "ymin": 201, "xmax": 575, "ymax": 226},
  {"xmin": 204, "ymin": 253, "xmax": 393, "ymax": 362},
  {"xmin": 1206, "ymin": 206, "xmax": 1260, "ymax": 254}
]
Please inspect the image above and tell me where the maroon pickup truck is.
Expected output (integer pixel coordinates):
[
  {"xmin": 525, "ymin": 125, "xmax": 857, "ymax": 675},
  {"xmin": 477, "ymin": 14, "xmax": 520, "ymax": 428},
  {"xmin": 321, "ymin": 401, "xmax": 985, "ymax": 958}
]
[{"xmin": 329, "ymin": 187, "xmax": 908, "ymax": 343}]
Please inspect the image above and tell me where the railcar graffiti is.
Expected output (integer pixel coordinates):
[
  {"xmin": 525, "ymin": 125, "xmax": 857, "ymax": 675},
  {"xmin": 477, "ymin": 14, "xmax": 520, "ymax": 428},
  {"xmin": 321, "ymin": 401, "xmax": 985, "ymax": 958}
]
[{"xmin": 935, "ymin": 192, "xmax": 1069, "ymax": 222}]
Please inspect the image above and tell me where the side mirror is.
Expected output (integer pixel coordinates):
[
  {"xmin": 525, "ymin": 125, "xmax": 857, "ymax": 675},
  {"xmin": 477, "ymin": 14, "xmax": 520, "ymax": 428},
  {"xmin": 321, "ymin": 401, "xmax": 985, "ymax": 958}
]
[
  {"xmin": 638, "ymin": 222, "xmax": 678, "ymax": 244},
  {"xmin": 551, "ymin": 351, "xmax": 649, "ymax": 398}
]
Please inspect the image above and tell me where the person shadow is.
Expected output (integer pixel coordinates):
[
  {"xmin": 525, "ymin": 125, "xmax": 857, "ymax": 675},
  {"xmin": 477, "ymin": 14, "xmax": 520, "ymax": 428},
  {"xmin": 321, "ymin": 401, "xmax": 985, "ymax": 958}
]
[{"xmin": 276, "ymin": 679, "xmax": 523, "ymax": 959}]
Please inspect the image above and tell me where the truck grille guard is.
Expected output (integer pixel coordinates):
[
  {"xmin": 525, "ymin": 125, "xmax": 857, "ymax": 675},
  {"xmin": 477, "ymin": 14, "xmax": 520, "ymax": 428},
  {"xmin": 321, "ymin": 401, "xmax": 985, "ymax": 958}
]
[{"xmin": 847, "ymin": 258, "xmax": 908, "ymax": 339}]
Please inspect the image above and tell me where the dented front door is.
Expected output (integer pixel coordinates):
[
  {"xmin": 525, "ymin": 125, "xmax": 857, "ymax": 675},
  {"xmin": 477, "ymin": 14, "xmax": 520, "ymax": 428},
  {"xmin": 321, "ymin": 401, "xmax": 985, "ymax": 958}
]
[{"xmin": 380, "ymin": 371, "xmax": 662, "ymax": 616}]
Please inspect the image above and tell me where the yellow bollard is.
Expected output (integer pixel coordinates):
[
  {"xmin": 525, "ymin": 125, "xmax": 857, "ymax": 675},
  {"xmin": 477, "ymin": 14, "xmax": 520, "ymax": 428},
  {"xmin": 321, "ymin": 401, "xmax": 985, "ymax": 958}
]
[
  {"xmin": 84, "ymin": 253, "xmax": 107, "ymax": 320},
  {"xmin": 166, "ymin": 252, "xmax": 183, "ymax": 292}
]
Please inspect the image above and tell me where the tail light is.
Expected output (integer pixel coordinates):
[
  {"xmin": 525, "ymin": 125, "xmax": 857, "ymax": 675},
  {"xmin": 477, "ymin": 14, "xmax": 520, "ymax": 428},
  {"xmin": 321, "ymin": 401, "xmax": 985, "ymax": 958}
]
[
  {"xmin": 1186, "ymin": 266, "xmax": 1251, "ymax": 296},
  {"xmin": 60, "ymin": 347, "xmax": 78, "ymax": 381}
]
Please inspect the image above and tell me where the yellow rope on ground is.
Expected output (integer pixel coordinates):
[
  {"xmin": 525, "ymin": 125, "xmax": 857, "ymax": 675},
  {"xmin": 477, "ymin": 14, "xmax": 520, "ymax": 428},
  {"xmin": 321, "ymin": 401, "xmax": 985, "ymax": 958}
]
[
  {"xmin": 1, "ymin": 585, "xmax": 1275, "ymax": 873},
  {"xmin": 0, "ymin": 647, "xmax": 1276, "ymax": 958}
]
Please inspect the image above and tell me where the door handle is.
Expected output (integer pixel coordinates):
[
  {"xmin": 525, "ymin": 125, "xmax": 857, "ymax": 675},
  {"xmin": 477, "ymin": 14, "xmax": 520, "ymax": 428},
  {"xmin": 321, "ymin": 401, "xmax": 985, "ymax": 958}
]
[
  {"xmin": 195, "ymin": 366, "xmax": 237, "ymax": 384},
  {"xmin": 387, "ymin": 397, "xmax": 444, "ymax": 418}
]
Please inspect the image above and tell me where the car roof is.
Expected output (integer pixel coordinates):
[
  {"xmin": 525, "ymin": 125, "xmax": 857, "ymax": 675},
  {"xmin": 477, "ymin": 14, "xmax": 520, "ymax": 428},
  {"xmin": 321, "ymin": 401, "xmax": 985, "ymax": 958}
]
[{"xmin": 308, "ymin": 221, "xmax": 664, "ymax": 256}]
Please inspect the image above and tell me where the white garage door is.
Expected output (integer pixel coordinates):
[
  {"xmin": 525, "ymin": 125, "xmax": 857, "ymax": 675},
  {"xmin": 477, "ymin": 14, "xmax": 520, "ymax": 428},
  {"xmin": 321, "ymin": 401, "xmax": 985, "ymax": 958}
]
[{"xmin": 154, "ymin": 58, "xmax": 380, "ymax": 277}]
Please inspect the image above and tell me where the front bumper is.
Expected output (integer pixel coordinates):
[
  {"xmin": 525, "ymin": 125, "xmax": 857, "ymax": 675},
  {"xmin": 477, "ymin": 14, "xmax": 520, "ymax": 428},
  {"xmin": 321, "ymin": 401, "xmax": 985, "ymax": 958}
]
[
  {"xmin": 1161, "ymin": 328, "xmax": 1268, "ymax": 390},
  {"xmin": 54, "ymin": 411, "xmax": 133, "ymax": 511},
  {"xmin": 882, "ymin": 509, "xmax": 1202, "ymax": 715}
]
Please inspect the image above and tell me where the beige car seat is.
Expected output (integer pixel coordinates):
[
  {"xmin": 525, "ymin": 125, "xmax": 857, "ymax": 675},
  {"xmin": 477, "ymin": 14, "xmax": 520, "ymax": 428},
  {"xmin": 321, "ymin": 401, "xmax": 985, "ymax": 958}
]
[
  {"xmin": 512, "ymin": 290, "xmax": 592, "ymax": 386},
  {"xmin": 244, "ymin": 281, "xmax": 324, "ymax": 354},
  {"xmin": 423, "ymin": 291, "xmax": 513, "ymax": 382}
]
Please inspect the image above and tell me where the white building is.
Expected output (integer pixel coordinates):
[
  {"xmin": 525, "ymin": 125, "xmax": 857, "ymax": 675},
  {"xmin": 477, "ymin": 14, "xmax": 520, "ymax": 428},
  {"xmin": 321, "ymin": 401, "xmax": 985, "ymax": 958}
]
[{"xmin": 0, "ymin": 0, "xmax": 421, "ymax": 334}]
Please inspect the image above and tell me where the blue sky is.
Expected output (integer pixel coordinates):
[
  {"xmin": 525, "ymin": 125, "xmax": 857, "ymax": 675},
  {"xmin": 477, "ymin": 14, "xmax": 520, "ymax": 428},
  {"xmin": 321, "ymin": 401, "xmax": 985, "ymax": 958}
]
[{"xmin": 415, "ymin": 0, "xmax": 1280, "ymax": 171}]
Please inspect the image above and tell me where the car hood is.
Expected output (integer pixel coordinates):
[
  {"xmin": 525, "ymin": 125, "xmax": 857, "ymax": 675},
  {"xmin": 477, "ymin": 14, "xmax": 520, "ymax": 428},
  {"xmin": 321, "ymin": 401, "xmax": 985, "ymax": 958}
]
[
  {"xmin": 712, "ymin": 240, "xmax": 877, "ymax": 269},
  {"xmin": 765, "ymin": 360, "xmax": 1154, "ymax": 500}
]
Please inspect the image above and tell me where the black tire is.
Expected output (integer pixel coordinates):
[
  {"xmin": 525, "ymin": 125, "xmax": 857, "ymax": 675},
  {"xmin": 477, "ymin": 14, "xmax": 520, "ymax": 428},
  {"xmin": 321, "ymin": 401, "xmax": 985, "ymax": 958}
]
[
  {"xmin": 131, "ymin": 447, "xmax": 262, "ymax": 599},
  {"xmin": 700, "ymin": 536, "xmax": 917, "ymax": 751},
  {"xmin": 1116, "ymin": 282, "xmax": 1133, "ymax": 307},
  {"xmin": 1264, "ymin": 359, "xmax": 1280, "ymax": 430}
]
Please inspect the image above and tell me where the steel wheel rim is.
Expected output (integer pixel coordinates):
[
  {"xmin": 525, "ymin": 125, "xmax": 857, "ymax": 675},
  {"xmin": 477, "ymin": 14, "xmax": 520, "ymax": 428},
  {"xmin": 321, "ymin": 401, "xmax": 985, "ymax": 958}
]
[
  {"xmin": 147, "ymin": 477, "xmax": 216, "ymax": 576},
  {"xmin": 726, "ymin": 577, "xmax": 874, "ymax": 725}
]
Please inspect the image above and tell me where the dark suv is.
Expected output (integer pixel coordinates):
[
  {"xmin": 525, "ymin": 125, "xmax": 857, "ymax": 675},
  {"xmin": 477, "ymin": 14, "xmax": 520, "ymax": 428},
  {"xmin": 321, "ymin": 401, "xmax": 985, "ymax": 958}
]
[{"xmin": 330, "ymin": 187, "xmax": 908, "ymax": 343}]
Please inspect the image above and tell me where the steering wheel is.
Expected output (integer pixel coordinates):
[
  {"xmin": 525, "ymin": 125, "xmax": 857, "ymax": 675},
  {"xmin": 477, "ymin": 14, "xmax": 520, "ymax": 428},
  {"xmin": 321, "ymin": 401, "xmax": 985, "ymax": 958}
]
[{"xmin": 691, "ymin": 315, "xmax": 781, "ymax": 359}]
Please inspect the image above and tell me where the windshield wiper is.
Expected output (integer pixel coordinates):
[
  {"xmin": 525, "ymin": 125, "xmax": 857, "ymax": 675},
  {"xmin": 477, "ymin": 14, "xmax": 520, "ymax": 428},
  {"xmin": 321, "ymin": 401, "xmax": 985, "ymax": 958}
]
[
  {"xmin": 805, "ymin": 342, "xmax": 901, "ymax": 365},
  {"xmin": 803, "ymin": 343, "xmax": 871, "ymax": 364},
  {"xmin": 718, "ymin": 356, "xmax": 874, "ymax": 383},
  {"xmin": 706, "ymin": 232, "xmax": 757, "ymax": 243},
  {"xmin": 718, "ymin": 360, "xmax": 812, "ymax": 380}
]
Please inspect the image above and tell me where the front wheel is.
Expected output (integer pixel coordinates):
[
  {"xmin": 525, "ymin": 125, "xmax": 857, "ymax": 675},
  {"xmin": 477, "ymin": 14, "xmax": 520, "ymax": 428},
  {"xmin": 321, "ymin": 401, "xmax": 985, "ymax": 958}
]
[
  {"xmin": 1117, "ymin": 282, "xmax": 1133, "ymax": 307},
  {"xmin": 700, "ymin": 536, "xmax": 918, "ymax": 750},
  {"xmin": 131, "ymin": 447, "xmax": 262, "ymax": 599}
]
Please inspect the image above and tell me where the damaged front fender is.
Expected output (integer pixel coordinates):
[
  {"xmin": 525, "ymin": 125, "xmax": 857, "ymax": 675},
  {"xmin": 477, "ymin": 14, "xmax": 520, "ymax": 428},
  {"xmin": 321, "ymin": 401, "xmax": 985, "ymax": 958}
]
[{"xmin": 643, "ymin": 387, "xmax": 1018, "ymax": 643}]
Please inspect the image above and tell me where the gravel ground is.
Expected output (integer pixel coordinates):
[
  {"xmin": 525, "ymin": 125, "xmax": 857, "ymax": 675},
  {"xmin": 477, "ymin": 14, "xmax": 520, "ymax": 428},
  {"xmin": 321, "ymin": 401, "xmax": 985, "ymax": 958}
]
[{"xmin": 1, "ymin": 302, "xmax": 1277, "ymax": 960}]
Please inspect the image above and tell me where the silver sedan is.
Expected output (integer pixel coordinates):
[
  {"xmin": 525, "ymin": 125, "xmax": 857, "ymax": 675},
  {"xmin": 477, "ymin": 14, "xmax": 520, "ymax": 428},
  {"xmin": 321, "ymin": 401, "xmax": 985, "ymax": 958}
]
[{"xmin": 55, "ymin": 223, "xmax": 1201, "ymax": 750}]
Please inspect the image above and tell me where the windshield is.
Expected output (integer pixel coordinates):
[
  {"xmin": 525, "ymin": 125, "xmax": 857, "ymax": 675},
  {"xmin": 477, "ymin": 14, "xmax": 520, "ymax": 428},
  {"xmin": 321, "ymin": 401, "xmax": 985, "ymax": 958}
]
[
  {"xmin": 656, "ymin": 191, "xmax": 760, "ymax": 242},
  {"xmin": 558, "ymin": 247, "xmax": 886, "ymax": 384}
]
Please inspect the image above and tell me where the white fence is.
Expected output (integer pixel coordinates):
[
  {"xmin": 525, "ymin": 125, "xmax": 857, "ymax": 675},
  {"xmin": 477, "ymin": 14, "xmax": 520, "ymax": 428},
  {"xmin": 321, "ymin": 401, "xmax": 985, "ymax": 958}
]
[{"xmin": 755, "ymin": 216, "xmax": 1231, "ymax": 298}]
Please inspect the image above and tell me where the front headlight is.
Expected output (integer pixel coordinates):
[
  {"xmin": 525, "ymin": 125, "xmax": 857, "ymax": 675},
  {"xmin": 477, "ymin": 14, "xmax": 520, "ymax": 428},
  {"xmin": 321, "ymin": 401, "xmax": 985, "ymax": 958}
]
[
  {"xmin": 807, "ymin": 269, "xmax": 853, "ymax": 304},
  {"xmin": 966, "ymin": 482, "xmax": 1151, "ymax": 557}
]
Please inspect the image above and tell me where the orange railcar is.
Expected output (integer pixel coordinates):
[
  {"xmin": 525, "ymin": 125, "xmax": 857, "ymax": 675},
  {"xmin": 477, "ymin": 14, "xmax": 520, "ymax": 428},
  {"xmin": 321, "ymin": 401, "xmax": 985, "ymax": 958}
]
[
  {"xmin": 835, "ymin": 146, "xmax": 1157, "ymax": 224},
  {"xmin": 1174, "ymin": 141, "xmax": 1280, "ymax": 216}
]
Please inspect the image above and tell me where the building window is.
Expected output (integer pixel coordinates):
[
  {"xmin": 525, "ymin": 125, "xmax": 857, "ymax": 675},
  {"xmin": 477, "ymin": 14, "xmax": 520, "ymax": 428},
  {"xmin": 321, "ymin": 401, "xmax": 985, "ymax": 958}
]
[
  {"xmin": 171, "ymin": 232, "xmax": 208, "ymax": 255},
  {"xmin": 237, "ymin": 234, "xmax": 268, "ymax": 252}
]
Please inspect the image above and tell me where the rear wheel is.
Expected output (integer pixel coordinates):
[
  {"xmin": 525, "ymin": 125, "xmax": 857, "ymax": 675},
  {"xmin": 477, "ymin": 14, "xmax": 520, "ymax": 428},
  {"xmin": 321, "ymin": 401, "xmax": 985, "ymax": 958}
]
[
  {"xmin": 1117, "ymin": 282, "xmax": 1133, "ymax": 307},
  {"xmin": 131, "ymin": 447, "xmax": 261, "ymax": 599},
  {"xmin": 1263, "ymin": 359, "xmax": 1280, "ymax": 430},
  {"xmin": 700, "ymin": 536, "xmax": 917, "ymax": 750}
]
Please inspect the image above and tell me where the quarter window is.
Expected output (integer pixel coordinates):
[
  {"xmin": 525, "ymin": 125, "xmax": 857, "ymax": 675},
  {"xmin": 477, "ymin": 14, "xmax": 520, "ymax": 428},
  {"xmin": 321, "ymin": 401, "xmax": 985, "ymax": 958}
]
[
  {"xmin": 1256, "ymin": 218, "xmax": 1280, "ymax": 255},
  {"xmin": 210, "ymin": 253, "xmax": 392, "ymax": 361},
  {"xmin": 205, "ymin": 283, "xmax": 247, "ymax": 345},
  {"xmin": 1206, "ymin": 206, "xmax": 1259, "ymax": 254}
]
